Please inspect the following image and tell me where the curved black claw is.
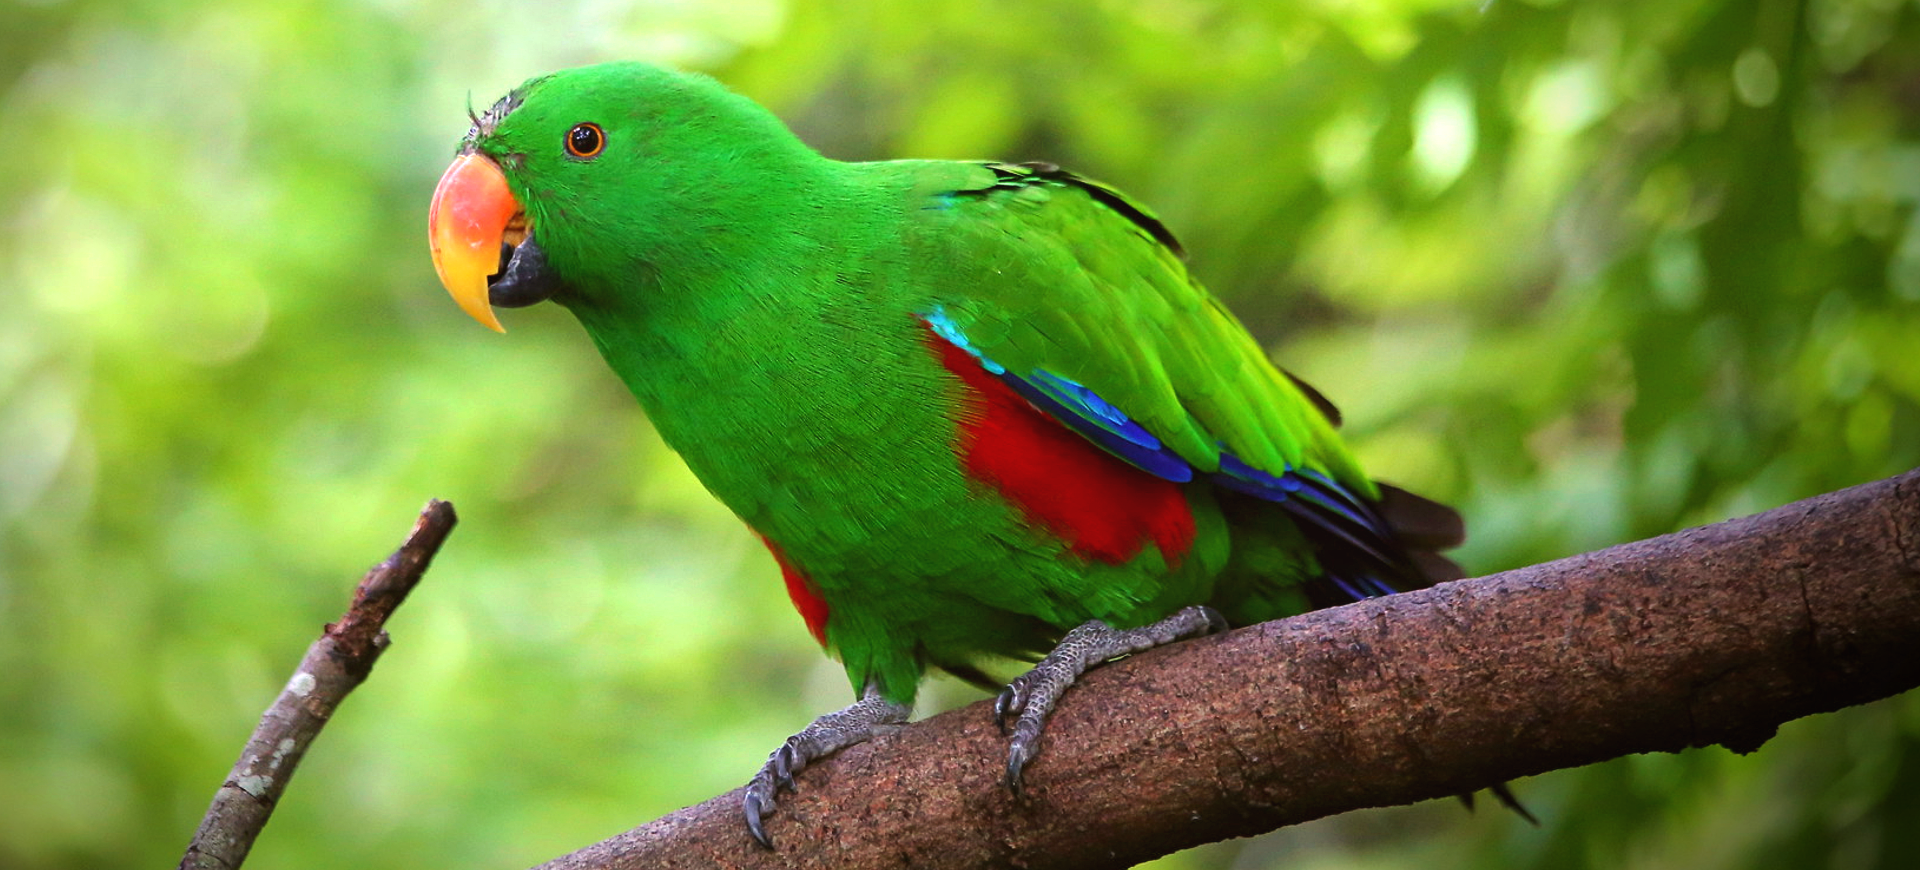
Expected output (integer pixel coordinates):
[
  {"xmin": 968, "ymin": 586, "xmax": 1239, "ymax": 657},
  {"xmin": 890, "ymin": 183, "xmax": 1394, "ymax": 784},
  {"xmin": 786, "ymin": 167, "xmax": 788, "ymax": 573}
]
[
  {"xmin": 993, "ymin": 681, "xmax": 1027, "ymax": 736},
  {"xmin": 999, "ymin": 668, "xmax": 1050, "ymax": 792},
  {"xmin": 997, "ymin": 606, "xmax": 1227, "ymax": 794},
  {"xmin": 744, "ymin": 743, "xmax": 801, "ymax": 849},
  {"xmin": 1005, "ymin": 726, "xmax": 1038, "ymax": 795},
  {"xmin": 743, "ymin": 782, "xmax": 776, "ymax": 849},
  {"xmin": 738, "ymin": 688, "xmax": 911, "ymax": 849}
]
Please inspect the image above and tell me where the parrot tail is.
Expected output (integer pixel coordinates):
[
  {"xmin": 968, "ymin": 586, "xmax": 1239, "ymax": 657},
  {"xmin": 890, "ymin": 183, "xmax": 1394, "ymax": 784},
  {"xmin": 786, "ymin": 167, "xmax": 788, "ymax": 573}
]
[
  {"xmin": 1306, "ymin": 482, "xmax": 1543, "ymax": 826},
  {"xmin": 1373, "ymin": 481, "xmax": 1468, "ymax": 583},
  {"xmin": 1297, "ymin": 480, "xmax": 1468, "ymax": 610}
]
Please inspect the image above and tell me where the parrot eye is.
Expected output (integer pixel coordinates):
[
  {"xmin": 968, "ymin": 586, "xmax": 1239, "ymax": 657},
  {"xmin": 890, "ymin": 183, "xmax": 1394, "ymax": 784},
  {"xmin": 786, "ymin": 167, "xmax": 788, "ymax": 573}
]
[{"xmin": 565, "ymin": 122, "xmax": 605, "ymax": 159}]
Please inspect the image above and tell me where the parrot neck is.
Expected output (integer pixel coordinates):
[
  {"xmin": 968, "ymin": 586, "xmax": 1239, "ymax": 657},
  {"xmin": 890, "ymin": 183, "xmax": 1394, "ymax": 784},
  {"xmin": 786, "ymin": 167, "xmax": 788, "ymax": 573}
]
[
  {"xmin": 560, "ymin": 156, "xmax": 878, "ymax": 363},
  {"xmin": 554, "ymin": 160, "xmax": 915, "ymax": 518}
]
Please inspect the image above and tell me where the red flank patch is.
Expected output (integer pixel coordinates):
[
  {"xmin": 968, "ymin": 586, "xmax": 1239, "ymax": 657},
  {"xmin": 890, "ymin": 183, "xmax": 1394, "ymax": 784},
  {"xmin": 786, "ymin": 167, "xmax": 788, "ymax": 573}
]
[
  {"xmin": 761, "ymin": 536, "xmax": 829, "ymax": 647},
  {"xmin": 923, "ymin": 324, "xmax": 1195, "ymax": 567}
]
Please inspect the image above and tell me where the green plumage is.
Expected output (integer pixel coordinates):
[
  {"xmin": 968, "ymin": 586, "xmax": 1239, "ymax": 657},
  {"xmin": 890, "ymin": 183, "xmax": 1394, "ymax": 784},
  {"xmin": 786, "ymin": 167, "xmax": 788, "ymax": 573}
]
[{"xmin": 457, "ymin": 61, "xmax": 1459, "ymax": 710}]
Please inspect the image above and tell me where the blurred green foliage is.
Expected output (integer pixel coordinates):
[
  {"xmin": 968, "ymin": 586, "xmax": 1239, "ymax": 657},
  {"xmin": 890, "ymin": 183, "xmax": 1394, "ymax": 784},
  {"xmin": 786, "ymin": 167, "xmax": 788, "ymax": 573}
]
[{"xmin": 2, "ymin": 0, "xmax": 1917, "ymax": 867}]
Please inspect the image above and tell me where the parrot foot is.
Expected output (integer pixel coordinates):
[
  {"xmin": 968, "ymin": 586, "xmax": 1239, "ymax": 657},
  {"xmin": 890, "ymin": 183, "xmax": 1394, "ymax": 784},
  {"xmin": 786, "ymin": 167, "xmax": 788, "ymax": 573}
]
[
  {"xmin": 743, "ymin": 684, "xmax": 910, "ymax": 849},
  {"xmin": 994, "ymin": 605, "xmax": 1227, "ymax": 792}
]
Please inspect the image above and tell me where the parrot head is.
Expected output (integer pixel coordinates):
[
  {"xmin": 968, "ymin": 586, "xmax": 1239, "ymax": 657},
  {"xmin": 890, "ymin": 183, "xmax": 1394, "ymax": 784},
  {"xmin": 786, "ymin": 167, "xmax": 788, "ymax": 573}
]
[{"xmin": 426, "ymin": 62, "xmax": 813, "ymax": 331}]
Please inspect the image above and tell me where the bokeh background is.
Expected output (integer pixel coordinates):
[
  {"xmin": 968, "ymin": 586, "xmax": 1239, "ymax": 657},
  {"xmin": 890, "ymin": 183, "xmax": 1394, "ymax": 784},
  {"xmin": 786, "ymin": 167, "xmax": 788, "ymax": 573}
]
[{"xmin": 3, "ymin": 0, "xmax": 1919, "ymax": 867}]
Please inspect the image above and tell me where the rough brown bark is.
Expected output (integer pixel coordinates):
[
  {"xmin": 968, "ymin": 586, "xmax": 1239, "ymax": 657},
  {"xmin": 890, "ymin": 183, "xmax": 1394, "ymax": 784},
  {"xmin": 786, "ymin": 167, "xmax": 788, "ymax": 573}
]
[
  {"xmin": 178, "ymin": 500, "xmax": 457, "ymax": 870},
  {"xmin": 533, "ymin": 470, "xmax": 1920, "ymax": 870}
]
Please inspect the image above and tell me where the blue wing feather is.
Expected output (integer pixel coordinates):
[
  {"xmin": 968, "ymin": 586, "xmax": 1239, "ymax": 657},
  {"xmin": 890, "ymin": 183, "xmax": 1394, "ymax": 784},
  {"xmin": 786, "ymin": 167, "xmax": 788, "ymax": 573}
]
[
  {"xmin": 999, "ymin": 370, "xmax": 1195, "ymax": 482},
  {"xmin": 925, "ymin": 307, "xmax": 1405, "ymax": 599}
]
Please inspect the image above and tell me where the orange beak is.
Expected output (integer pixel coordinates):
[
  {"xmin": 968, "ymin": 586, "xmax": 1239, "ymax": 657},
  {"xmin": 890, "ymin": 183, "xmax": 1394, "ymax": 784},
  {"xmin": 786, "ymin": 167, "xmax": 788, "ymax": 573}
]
[{"xmin": 427, "ymin": 152, "xmax": 519, "ymax": 332}]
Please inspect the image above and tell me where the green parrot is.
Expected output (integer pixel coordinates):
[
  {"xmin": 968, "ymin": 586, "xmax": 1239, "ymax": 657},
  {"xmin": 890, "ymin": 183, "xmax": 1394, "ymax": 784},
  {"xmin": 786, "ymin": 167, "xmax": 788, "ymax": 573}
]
[{"xmin": 428, "ymin": 61, "xmax": 1506, "ymax": 845}]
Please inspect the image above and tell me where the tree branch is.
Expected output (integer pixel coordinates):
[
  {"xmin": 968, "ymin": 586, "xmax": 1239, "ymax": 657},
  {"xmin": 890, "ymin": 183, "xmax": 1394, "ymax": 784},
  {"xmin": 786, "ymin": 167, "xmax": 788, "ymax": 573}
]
[
  {"xmin": 178, "ymin": 499, "xmax": 457, "ymax": 870},
  {"xmin": 533, "ymin": 470, "xmax": 1920, "ymax": 870}
]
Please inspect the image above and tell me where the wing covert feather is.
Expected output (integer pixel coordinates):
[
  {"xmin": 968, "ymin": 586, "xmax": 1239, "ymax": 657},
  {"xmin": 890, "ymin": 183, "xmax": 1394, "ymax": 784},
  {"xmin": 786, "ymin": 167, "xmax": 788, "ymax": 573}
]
[{"xmin": 911, "ymin": 162, "xmax": 1369, "ymax": 496}]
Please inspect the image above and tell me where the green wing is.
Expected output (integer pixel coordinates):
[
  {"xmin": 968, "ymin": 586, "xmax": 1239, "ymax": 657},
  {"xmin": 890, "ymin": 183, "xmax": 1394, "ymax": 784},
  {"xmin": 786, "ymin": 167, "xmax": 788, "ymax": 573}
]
[{"xmin": 912, "ymin": 161, "xmax": 1373, "ymax": 497}]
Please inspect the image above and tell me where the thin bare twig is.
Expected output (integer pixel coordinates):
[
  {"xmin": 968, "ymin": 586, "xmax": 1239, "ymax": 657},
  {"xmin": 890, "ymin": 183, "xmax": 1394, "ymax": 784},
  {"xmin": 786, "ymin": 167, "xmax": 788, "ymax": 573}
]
[{"xmin": 178, "ymin": 499, "xmax": 457, "ymax": 870}]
